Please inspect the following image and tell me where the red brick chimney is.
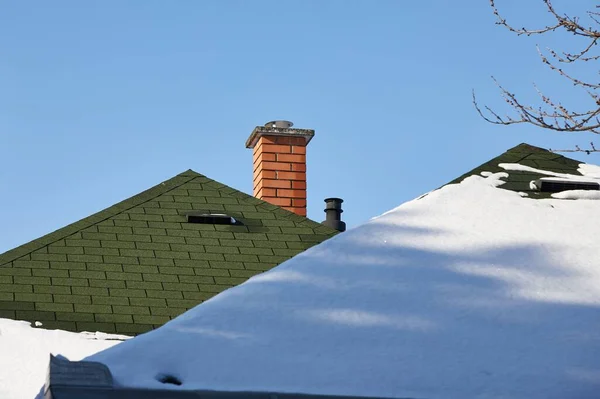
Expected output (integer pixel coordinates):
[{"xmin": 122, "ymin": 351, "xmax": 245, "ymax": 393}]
[{"xmin": 246, "ymin": 121, "xmax": 314, "ymax": 216}]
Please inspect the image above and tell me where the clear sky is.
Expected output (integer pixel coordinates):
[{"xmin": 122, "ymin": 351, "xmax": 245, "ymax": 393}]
[{"xmin": 0, "ymin": 1, "xmax": 594, "ymax": 253}]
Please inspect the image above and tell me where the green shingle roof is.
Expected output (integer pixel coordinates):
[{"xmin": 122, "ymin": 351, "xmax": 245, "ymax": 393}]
[
  {"xmin": 449, "ymin": 143, "xmax": 585, "ymax": 198},
  {"xmin": 0, "ymin": 170, "xmax": 337, "ymax": 335}
]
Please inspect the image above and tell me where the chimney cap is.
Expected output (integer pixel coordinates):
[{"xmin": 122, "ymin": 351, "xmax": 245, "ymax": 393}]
[
  {"xmin": 265, "ymin": 120, "xmax": 294, "ymax": 128},
  {"xmin": 245, "ymin": 121, "xmax": 315, "ymax": 149}
]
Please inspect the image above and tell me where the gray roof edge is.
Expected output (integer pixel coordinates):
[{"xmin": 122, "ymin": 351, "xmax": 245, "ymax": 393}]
[
  {"xmin": 0, "ymin": 171, "xmax": 201, "ymax": 266},
  {"xmin": 46, "ymin": 356, "xmax": 403, "ymax": 399}
]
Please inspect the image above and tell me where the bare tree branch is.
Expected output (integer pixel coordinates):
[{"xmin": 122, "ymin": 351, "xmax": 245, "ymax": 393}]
[{"xmin": 475, "ymin": 0, "xmax": 600, "ymax": 142}]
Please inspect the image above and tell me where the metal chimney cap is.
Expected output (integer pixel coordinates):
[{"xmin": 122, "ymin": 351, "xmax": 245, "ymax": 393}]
[{"xmin": 265, "ymin": 120, "xmax": 294, "ymax": 129}]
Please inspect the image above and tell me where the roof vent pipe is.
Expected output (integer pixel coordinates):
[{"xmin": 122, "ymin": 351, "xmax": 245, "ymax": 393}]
[{"xmin": 322, "ymin": 198, "xmax": 346, "ymax": 232}]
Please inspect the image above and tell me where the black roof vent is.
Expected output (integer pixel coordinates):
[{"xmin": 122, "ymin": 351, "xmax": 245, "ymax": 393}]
[
  {"xmin": 322, "ymin": 198, "xmax": 346, "ymax": 232},
  {"xmin": 532, "ymin": 178, "xmax": 600, "ymax": 193},
  {"xmin": 186, "ymin": 212, "xmax": 238, "ymax": 225}
]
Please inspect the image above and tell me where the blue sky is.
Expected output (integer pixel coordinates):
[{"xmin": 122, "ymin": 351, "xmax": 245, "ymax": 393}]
[{"xmin": 0, "ymin": 1, "xmax": 594, "ymax": 253}]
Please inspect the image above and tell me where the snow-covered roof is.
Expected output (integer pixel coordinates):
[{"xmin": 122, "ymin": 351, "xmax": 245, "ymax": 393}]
[
  {"xmin": 78, "ymin": 166, "xmax": 600, "ymax": 399},
  {"xmin": 0, "ymin": 318, "xmax": 126, "ymax": 399}
]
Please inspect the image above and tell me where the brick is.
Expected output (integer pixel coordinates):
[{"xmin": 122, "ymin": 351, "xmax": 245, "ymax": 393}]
[
  {"xmin": 95, "ymin": 314, "xmax": 133, "ymax": 323},
  {"xmin": 262, "ymin": 197, "xmax": 291, "ymax": 207},
  {"xmin": 36, "ymin": 302, "xmax": 74, "ymax": 312},
  {"xmin": 0, "ymin": 284, "xmax": 33, "ymax": 293},
  {"xmin": 256, "ymin": 143, "xmax": 292, "ymax": 155},
  {"xmin": 72, "ymin": 286, "xmax": 108, "ymax": 296},
  {"xmin": 291, "ymin": 163, "xmax": 306, "ymax": 172},
  {"xmin": 258, "ymin": 179, "xmax": 291, "ymax": 189},
  {"xmin": 277, "ymin": 153, "xmax": 305, "ymax": 163},
  {"xmin": 291, "ymin": 180, "xmax": 307, "ymax": 189},
  {"xmin": 76, "ymin": 322, "xmax": 116, "ymax": 333},
  {"xmin": 110, "ymin": 288, "xmax": 146, "ymax": 297},
  {"xmin": 92, "ymin": 296, "xmax": 129, "ymax": 306},
  {"xmin": 291, "ymin": 198, "xmax": 307, "ymax": 207},
  {"xmin": 35, "ymin": 286, "xmax": 71, "ymax": 295},
  {"xmin": 56, "ymin": 312, "xmax": 94, "ymax": 322},
  {"xmin": 53, "ymin": 294, "xmax": 92, "ymax": 304},
  {"xmin": 69, "ymin": 270, "xmax": 105, "ymax": 280},
  {"xmin": 147, "ymin": 290, "xmax": 182, "ymax": 299},
  {"xmin": 256, "ymin": 188, "xmax": 277, "ymax": 197},
  {"xmin": 16, "ymin": 310, "xmax": 55, "ymax": 321},
  {"xmin": 75, "ymin": 304, "xmax": 112, "ymax": 313},
  {"xmin": 276, "ymin": 171, "xmax": 306, "ymax": 181},
  {"xmin": 15, "ymin": 293, "xmax": 53, "ymax": 302},
  {"xmin": 277, "ymin": 189, "xmax": 306, "ymax": 199},
  {"xmin": 292, "ymin": 145, "xmax": 306, "ymax": 154}
]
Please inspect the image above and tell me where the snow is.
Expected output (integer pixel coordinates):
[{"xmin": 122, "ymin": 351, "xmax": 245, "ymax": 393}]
[
  {"xmin": 82, "ymin": 170, "xmax": 600, "ymax": 399},
  {"xmin": 551, "ymin": 190, "xmax": 600, "ymax": 200},
  {"xmin": 0, "ymin": 318, "xmax": 127, "ymax": 399}
]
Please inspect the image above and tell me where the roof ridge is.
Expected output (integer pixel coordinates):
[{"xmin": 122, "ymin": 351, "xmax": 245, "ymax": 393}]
[{"xmin": 0, "ymin": 170, "xmax": 201, "ymax": 266}]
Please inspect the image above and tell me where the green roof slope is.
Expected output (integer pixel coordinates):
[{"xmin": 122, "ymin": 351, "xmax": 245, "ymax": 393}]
[
  {"xmin": 0, "ymin": 170, "xmax": 337, "ymax": 335},
  {"xmin": 448, "ymin": 143, "xmax": 584, "ymax": 198}
]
